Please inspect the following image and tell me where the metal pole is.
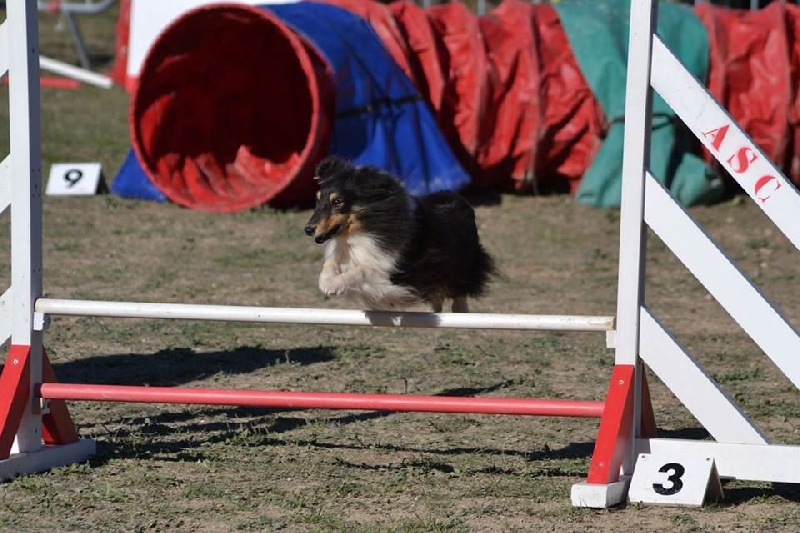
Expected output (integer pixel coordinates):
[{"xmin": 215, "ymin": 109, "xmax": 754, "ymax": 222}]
[{"xmin": 61, "ymin": 10, "xmax": 91, "ymax": 69}]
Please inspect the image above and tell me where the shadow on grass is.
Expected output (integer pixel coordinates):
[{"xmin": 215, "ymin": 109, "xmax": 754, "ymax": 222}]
[
  {"xmin": 719, "ymin": 483, "xmax": 800, "ymax": 505},
  {"xmin": 655, "ymin": 427, "xmax": 712, "ymax": 440},
  {"xmin": 85, "ymin": 381, "xmax": 590, "ymax": 463},
  {"xmin": 75, "ymin": 381, "xmax": 800, "ymax": 503},
  {"xmin": 52, "ymin": 345, "xmax": 336, "ymax": 386},
  {"xmin": 89, "ymin": 431, "xmax": 598, "ymax": 481}
]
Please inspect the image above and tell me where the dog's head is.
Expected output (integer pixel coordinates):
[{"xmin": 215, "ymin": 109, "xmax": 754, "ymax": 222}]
[{"xmin": 304, "ymin": 156, "xmax": 403, "ymax": 244}]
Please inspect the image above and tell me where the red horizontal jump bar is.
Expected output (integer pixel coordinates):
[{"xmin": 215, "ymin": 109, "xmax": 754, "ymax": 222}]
[{"xmin": 38, "ymin": 383, "xmax": 604, "ymax": 418}]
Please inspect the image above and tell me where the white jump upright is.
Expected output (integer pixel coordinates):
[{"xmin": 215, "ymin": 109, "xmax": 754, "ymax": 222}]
[
  {"xmin": 2, "ymin": 0, "xmax": 800, "ymax": 509},
  {"xmin": 571, "ymin": 0, "xmax": 800, "ymax": 508}
]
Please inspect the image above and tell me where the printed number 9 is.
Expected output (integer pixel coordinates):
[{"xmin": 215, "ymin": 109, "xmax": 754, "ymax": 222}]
[
  {"xmin": 653, "ymin": 462, "xmax": 685, "ymax": 496},
  {"xmin": 64, "ymin": 169, "xmax": 83, "ymax": 187}
]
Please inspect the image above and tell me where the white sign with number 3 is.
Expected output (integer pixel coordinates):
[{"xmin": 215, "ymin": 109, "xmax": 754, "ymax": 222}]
[
  {"xmin": 628, "ymin": 452, "xmax": 723, "ymax": 507},
  {"xmin": 46, "ymin": 163, "xmax": 104, "ymax": 196}
]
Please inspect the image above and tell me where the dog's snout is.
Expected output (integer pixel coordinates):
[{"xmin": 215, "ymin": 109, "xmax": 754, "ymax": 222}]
[{"xmin": 304, "ymin": 225, "xmax": 316, "ymax": 237}]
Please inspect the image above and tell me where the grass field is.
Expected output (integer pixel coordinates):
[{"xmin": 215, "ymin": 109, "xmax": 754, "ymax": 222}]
[{"xmin": 1, "ymin": 4, "xmax": 800, "ymax": 532}]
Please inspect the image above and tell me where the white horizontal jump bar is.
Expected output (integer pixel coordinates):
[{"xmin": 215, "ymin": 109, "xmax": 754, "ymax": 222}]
[
  {"xmin": 39, "ymin": 56, "xmax": 113, "ymax": 89},
  {"xmin": 35, "ymin": 298, "xmax": 615, "ymax": 332}
]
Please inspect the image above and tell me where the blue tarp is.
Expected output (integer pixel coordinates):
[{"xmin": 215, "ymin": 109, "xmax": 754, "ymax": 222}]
[
  {"xmin": 269, "ymin": 2, "xmax": 470, "ymax": 195},
  {"xmin": 110, "ymin": 148, "xmax": 167, "ymax": 202}
]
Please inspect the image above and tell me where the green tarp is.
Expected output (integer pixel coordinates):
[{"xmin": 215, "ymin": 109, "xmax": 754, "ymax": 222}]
[{"xmin": 555, "ymin": 0, "xmax": 726, "ymax": 207}]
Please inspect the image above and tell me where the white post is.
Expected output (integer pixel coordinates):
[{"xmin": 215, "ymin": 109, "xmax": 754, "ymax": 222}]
[
  {"xmin": 613, "ymin": 0, "xmax": 657, "ymax": 475},
  {"xmin": 8, "ymin": 0, "xmax": 45, "ymax": 453}
]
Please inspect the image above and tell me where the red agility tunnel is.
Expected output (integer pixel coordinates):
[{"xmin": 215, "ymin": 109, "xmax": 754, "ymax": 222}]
[{"xmin": 131, "ymin": 5, "xmax": 333, "ymax": 212}]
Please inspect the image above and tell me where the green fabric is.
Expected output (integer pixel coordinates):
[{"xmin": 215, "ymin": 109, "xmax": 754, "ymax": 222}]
[{"xmin": 555, "ymin": 0, "xmax": 725, "ymax": 207}]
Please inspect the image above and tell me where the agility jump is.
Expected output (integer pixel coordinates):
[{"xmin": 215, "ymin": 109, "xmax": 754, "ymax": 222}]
[{"xmin": 2, "ymin": 0, "xmax": 800, "ymax": 509}]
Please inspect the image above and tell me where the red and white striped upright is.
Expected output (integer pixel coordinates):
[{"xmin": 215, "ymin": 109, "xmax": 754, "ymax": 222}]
[
  {"xmin": 569, "ymin": 0, "xmax": 659, "ymax": 506},
  {"xmin": 0, "ymin": 0, "xmax": 95, "ymax": 477}
]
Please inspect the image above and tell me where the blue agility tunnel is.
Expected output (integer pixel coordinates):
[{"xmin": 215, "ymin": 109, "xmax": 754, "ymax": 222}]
[{"xmin": 120, "ymin": 2, "xmax": 469, "ymax": 212}]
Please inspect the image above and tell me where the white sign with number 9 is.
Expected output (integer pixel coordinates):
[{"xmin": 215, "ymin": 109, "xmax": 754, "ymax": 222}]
[{"xmin": 46, "ymin": 163, "xmax": 104, "ymax": 196}]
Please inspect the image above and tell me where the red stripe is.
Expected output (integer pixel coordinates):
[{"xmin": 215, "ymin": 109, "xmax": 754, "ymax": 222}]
[
  {"xmin": 2, "ymin": 77, "xmax": 81, "ymax": 90},
  {"xmin": 585, "ymin": 365, "xmax": 636, "ymax": 484},
  {"xmin": 41, "ymin": 347, "xmax": 79, "ymax": 445},
  {"xmin": 0, "ymin": 345, "xmax": 31, "ymax": 459}
]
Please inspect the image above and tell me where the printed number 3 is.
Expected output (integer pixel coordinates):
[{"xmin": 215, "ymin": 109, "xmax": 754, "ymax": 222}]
[{"xmin": 653, "ymin": 462, "xmax": 685, "ymax": 495}]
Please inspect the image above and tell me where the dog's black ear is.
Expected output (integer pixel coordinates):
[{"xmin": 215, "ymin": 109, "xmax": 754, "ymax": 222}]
[
  {"xmin": 355, "ymin": 168, "xmax": 403, "ymax": 201},
  {"xmin": 315, "ymin": 156, "xmax": 353, "ymax": 184}
]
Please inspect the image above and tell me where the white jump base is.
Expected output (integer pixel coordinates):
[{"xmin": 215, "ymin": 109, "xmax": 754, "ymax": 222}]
[
  {"xmin": 0, "ymin": 440, "xmax": 96, "ymax": 481},
  {"xmin": 35, "ymin": 298, "xmax": 615, "ymax": 332}
]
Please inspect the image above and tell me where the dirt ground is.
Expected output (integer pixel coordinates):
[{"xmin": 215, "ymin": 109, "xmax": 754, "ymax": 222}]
[{"xmin": 0, "ymin": 5, "xmax": 799, "ymax": 533}]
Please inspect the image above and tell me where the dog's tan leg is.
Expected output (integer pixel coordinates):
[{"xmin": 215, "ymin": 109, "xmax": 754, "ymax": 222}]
[
  {"xmin": 318, "ymin": 260, "xmax": 343, "ymax": 296},
  {"xmin": 451, "ymin": 297, "xmax": 469, "ymax": 313}
]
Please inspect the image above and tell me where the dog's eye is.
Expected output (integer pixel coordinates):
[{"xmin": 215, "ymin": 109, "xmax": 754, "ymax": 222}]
[{"xmin": 331, "ymin": 198, "xmax": 343, "ymax": 207}]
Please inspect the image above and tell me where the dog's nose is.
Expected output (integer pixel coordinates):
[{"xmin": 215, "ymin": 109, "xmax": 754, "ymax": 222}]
[{"xmin": 304, "ymin": 225, "xmax": 316, "ymax": 236}]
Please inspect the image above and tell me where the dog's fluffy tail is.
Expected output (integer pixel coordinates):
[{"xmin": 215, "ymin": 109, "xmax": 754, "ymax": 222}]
[{"xmin": 471, "ymin": 242, "xmax": 498, "ymax": 297}]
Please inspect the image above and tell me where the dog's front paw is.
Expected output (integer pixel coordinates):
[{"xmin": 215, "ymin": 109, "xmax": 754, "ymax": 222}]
[
  {"xmin": 320, "ymin": 285, "xmax": 345, "ymax": 297},
  {"xmin": 319, "ymin": 277, "xmax": 347, "ymax": 297}
]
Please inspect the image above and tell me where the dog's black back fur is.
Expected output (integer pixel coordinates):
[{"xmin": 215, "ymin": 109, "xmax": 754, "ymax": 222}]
[{"xmin": 391, "ymin": 191, "xmax": 495, "ymax": 300}]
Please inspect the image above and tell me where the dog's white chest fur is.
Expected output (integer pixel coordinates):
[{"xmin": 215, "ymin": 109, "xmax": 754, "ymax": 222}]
[{"xmin": 318, "ymin": 234, "xmax": 418, "ymax": 310}]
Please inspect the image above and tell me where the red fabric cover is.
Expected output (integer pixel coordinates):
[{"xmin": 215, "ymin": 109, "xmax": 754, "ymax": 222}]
[
  {"xmin": 388, "ymin": 1, "xmax": 447, "ymax": 116},
  {"xmin": 131, "ymin": 5, "xmax": 333, "ymax": 212},
  {"xmin": 476, "ymin": 0, "xmax": 540, "ymax": 190},
  {"xmin": 384, "ymin": 0, "xmax": 604, "ymax": 192},
  {"xmin": 425, "ymin": 2, "xmax": 492, "ymax": 183},
  {"xmin": 526, "ymin": 3, "xmax": 604, "ymax": 194},
  {"xmin": 782, "ymin": 4, "xmax": 800, "ymax": 186},
  {"xmin": 696, "ymin": 2, "xmax": 793, "ymax": 186}
]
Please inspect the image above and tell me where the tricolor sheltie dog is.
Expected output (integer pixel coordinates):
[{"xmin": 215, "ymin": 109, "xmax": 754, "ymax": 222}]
[{"xmin": 304, "ymin": 156, "xmax": 496, "ymax": 312}]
